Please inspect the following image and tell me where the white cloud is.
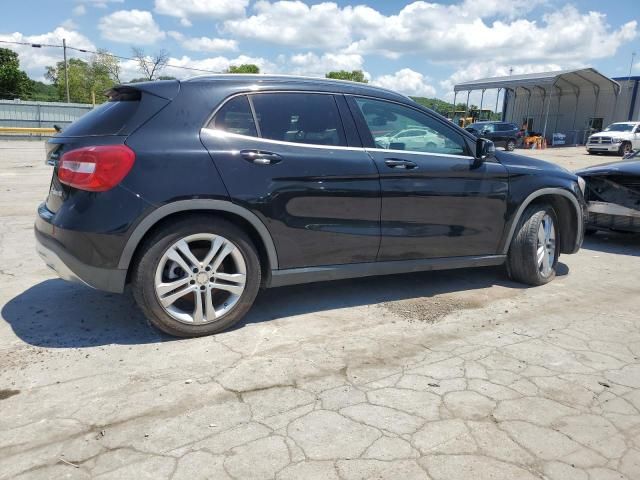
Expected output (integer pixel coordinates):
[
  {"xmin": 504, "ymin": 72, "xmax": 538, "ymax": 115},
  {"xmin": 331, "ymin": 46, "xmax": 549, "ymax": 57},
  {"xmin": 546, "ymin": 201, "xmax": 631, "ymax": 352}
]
[
  {"xmin": 224, "ymin": 1, "xmax": 373, "ymax": 49},
  {"xmin": 72, "ymin": 4, "xmax": 86, "ymax": 16},
  {"xmin": 225, "ymin": 1, "xmax": 636, "ymax": 68},
  {"xmin": 60, "ymin": 19, "xmax": 79, "ymax": 30},
  {"xmin": 372, "ymin": 68, "xmax": 436, "ymax": 97},
  {"xmin": 168, "ymin": 31, "xmax": 237, "ymax": 53},
  {"xmin": 0, "ymin": 28, "xmax": 95, "ymax": 81},
  {"xmin": 120, "ymin": 54, "xmax": 277, "ymax": 82},
  {"xmin": 76, "ymin": 0, "xmax": 124, "ymax": 8},
  {"xmin": 155, "ymin": 0, "xmax": 248, "ymax": 23},
  {"xmin": 98, "ymin": 10, "xmax": 166, "ymax": 45},
  {"xmin": 288, "ymin": 52, "xmax": 365, "ymax": 77},
  {"xmin": 347, "ymin": 4, "xmax": 637, "ymax": 64}
]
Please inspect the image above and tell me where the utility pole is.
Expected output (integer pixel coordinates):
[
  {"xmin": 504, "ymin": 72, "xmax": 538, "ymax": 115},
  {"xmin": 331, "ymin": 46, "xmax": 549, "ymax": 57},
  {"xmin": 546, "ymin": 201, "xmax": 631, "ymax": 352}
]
[
  {"xmin": 63, "ymin": 38, "xmax": 70, "ymax": 103},
  {"xmin": 628, "ymin": 51, "xmax": 636, "ymax": 88}
]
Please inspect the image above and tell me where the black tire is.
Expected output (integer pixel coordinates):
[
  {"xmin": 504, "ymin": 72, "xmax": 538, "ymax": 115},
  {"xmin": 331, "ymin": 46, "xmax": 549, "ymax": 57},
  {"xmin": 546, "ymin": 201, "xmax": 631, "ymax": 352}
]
[
  {"xmin": 619, "ymin": 141, "xmax": 632, "ymax": 156},
  {"xmin": 505, "ymin": 139, "xmax": 516, "ymax": 151},
  {"xmin": 132, "ymin": 216, "xmax": 261, "ymax": 337},
  {"xmin": 506, "ymin": 204, "xmax": 559, "ymax": 286}
]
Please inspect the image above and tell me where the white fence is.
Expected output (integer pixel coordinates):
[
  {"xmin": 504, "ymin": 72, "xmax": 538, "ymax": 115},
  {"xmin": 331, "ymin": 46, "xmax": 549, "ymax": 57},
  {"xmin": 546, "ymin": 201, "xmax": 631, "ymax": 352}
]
[{"xmin": 0, "ymin": 100, "xmax": 93, "ymax": 137}]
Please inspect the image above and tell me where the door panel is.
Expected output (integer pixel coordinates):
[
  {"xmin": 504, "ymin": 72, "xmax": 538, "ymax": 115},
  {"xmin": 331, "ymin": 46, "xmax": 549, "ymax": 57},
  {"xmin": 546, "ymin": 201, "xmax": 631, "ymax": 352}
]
[
  {"xmin": 371, "ymin": 150, "xmax": 508, "ymax": 260},
  {"xmin": 200, "ymin": 93, "xmax": 380, "ymax": 269},
  {"xmin": 348, "ymin": 96, "xmax": 509, "ymax": 261}
]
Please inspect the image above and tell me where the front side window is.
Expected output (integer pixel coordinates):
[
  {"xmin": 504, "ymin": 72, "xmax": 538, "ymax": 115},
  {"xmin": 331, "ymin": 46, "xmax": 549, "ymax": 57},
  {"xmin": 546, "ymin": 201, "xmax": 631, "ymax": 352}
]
[
  {"xmin": 250, "ymin": 93, "xmax": 347, "ymax": 146},
  {"xmin": 354, "ymin": 97, "xmax": 468, "ymax": 156},
  {"xmin": 210, "ymin": 95, "xmax": 258, "ymax": 137}
]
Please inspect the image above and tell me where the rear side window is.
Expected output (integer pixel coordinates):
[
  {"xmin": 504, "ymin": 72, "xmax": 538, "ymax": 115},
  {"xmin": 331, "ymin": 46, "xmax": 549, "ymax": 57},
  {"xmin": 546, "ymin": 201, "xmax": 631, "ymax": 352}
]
[
  {"xmin": 250, "ymin": 93, "xmax": 347, "ymax": 147},
  {"xmin": 210, "ymin": 95, "xmax": 257, "ymax": 137}
]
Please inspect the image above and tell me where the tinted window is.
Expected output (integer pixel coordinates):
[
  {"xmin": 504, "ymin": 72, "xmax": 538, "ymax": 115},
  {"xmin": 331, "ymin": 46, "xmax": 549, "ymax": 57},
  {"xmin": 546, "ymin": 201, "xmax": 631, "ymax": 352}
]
[
  {"xmin": 354, "ymin": 98, "xmax": 468, "ymax": 156},
  {"xmin": 210, "ymin": 95, "xmax": 257, "ymax": 137},
  {"xmin": 495, "ymin": 123, "xmax": 510, "ymax": 132},
  {"xmin": 251, "ymin": 93, "xmax": 347, "ymax": 146}
]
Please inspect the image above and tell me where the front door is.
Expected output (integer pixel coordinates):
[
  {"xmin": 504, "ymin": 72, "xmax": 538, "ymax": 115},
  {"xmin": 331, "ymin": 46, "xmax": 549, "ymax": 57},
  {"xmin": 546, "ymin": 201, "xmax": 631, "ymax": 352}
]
[
  {"xmin": 347, "ymin": 96, "xmax": 509, "ymax": 261},
  {"xmin": 200, "ymin": 92, "xmax": 380, "ymax": 269}
]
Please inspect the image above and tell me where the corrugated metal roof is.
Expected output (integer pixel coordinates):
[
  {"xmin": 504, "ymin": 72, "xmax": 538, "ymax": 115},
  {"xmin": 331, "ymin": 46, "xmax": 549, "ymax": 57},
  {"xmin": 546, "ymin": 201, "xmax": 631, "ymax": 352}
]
[{"xmin": 454, "ymin": 68, "xmax": 620, "ymax": 93}]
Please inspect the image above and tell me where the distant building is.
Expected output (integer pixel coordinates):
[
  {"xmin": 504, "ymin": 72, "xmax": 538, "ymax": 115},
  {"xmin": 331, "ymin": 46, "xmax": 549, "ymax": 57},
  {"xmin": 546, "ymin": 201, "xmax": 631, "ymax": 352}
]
[{"xmin": 454, "ymin": 68, "xmax": 639, "ymax": 145}]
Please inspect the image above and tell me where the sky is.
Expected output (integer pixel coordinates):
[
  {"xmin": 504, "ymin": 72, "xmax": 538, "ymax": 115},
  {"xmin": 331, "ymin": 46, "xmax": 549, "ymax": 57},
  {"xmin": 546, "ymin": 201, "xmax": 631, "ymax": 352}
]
[{"xmin": 1, "ymin": 0, "xmax": 638, "ymax": 103}]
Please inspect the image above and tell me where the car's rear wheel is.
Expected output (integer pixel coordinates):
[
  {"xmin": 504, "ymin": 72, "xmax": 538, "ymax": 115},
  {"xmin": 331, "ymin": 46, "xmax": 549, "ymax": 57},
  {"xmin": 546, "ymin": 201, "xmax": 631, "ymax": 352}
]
[
  {"xmin": 132, "ymin": 216, "xmax": 261, "ymax": 337},
  {"xmin": 507, "ymin": 204, "xmax": 559, "ymax": 286},
  {"xmin": 505, "ymin": 139, "xmax": 516, "ymax": 151}
]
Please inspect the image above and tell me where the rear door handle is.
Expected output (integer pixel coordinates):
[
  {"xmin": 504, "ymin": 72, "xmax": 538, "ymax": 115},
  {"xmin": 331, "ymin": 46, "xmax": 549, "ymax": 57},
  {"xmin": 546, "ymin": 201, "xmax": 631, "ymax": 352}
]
[
  {"xmin": 384, "ymin": 158, "xmax": 417, "ymax": 169},
  {"xmin": 240, "ymin": 150, "xmax": 283, "ymax": 165}
]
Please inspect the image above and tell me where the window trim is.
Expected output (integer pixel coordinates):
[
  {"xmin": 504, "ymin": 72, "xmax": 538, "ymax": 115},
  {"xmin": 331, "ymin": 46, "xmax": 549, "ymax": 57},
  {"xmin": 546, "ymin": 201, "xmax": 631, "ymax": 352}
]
[
  {"xmin": 205, "ymin": 90, "xmax": 352, "ymax": 149},
  {"xmin": 345, "ymin": 94, "xmax": 474, "ymax": 158}
]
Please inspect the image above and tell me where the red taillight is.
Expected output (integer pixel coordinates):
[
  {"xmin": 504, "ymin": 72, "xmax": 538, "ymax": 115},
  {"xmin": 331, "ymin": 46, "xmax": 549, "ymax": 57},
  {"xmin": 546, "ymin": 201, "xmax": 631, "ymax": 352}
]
[{"xmin": 58, "ymin": 145, "xmax": 135, "ymax": 192}]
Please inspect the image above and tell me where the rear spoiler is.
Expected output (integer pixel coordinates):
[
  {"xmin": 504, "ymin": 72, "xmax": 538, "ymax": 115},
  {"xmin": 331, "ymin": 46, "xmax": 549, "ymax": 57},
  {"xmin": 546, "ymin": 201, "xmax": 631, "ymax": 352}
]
[{"xmin": 106, "ymin": 80, "xmax": 180, "ymax": 102}]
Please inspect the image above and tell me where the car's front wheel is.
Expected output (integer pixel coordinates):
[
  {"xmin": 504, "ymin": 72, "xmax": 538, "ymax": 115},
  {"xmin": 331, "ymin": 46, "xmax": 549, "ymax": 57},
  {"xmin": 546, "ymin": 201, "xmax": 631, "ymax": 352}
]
[
  {"xmin": 132, "ymin": 216, "xmax": 261, "ymax": 337},
  {"xmin": 506, "ymin": 204, "xmax": 559, "ymax": 286},
  {"xmin": 619, "ymin": 141, "xmax": 632, "ymax": 156},
  {"xmin": 505, "ymin": 139, "xmax": 516, "ymax": 151}
]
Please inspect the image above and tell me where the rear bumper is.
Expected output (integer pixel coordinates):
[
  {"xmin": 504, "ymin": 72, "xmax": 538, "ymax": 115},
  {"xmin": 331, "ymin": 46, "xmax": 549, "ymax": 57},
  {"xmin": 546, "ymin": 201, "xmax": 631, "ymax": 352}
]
[{"xmin": 35, "ymin": 205, "xmax": 127, "ymax": 293}]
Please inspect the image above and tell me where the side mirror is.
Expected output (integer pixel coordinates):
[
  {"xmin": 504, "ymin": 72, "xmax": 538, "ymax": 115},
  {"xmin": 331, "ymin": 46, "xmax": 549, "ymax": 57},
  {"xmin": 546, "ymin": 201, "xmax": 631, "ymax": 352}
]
[{"xmin": 475, "ymin": 138, "xmax": 495, "ymax": 163}]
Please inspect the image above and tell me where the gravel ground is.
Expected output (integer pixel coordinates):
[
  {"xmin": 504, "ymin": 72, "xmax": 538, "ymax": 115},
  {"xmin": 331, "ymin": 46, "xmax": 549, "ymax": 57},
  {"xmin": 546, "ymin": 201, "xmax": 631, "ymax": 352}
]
[{"xmin": 1, "ymin": 141, "xmax": 639, "ymax": 480}]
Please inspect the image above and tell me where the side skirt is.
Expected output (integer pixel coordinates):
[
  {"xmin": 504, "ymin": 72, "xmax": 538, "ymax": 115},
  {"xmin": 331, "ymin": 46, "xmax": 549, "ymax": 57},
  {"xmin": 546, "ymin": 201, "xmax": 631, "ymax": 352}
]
[{"xmin": 268, "ymin": 255, "xmax": 506, "ymax": 288}]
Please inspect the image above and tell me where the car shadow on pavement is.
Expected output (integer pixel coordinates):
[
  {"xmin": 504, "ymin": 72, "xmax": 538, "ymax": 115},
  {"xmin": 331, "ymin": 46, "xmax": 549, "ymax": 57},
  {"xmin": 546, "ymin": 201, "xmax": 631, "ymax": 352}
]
[
  {"xmin": 3, "ymin": 264, "xmax": 561, "ymax": 348},
  {"xmin": 234, "ymin": 265, "xmax": 544, "ymax": 330},
  {"xmin": 581, "ymin": 231, "xmax": 640, "ymax": 257},
  {"xmin": 1, "ymin": 279, "xmax": 165, "ymax": 348}
]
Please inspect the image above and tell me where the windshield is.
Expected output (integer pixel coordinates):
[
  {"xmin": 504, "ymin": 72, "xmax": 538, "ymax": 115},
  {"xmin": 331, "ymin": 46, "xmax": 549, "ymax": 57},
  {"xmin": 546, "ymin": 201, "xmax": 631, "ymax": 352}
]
[
  {"xmin": 604, "ymin": 123, "xmax": 635, "ymax": 132},
  {"xmin": 466, "ymin": 123, "xmax": 490, "ymax": 131}
]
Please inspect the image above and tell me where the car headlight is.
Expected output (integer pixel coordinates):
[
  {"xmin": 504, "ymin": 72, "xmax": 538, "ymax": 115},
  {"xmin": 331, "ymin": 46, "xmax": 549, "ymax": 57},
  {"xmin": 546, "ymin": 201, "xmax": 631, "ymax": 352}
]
[
  {"xmin": 611, "ymin": 137, "xmax": 623, "ymax": 144},
  {"xmin": 577, "ymin": 176, "xmax": 586, "ymax": 194}
]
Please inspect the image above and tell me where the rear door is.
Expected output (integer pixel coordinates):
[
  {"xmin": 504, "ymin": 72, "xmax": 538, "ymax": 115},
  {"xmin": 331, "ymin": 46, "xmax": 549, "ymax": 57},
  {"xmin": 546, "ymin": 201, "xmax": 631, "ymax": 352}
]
[
  {"xmin": 200, "ymin": 92, "xmax": 381, "ymax": 269},
  {"xmin": 347, "ymin": 96, "xmax": 509, "ymax": 261}
]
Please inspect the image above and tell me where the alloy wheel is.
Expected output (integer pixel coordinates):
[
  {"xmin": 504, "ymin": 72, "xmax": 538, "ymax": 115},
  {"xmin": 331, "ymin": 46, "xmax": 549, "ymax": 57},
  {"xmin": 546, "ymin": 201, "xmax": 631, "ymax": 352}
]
[
  {"xmin": 536, "ymin": 214, "xmax": 556, "ymax": 277},
  {"xmin": 154, "ymin": 233, "xmax": 247, "ymax": 324}
]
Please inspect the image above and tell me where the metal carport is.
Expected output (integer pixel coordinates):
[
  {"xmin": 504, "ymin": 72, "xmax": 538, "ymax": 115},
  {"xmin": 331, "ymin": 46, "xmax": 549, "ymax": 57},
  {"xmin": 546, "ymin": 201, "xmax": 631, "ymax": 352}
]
[{"xmin": 454, "ymin": 68, "xmax": 621, "ymax": 144}]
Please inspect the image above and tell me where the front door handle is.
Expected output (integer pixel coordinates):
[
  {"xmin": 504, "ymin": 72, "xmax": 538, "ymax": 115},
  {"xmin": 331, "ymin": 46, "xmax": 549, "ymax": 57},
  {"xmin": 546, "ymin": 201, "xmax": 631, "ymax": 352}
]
[
  {"xmin": 240, "ymin": 150, "xmax": 283, "ymax": 165},
  {"xmin": 384, "ymin": 158, "xmax": 417, "ymax": 169}
]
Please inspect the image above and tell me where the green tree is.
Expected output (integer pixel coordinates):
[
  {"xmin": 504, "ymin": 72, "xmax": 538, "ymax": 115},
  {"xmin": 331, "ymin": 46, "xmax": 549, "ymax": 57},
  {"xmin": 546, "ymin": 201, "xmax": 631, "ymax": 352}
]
[
  {"xmin": 45, "ymin": 53, "xmax": 119, "ymax": 104},
  {"xmin": 28, "ymin": 81, "xmax": 58, "ymax": 101},
  {"xmin": 0, "ymin": 48, "xmax": 33, "ymax": 100},
  {"xmin": 410, "ymin": 96, "xmax": 455, "ymax": 115},
  {"xmin": 325, "ymin": 70, "xmax": 368, "ymax": 83},
  {"xmin": 226, "ymin": 64, "xmax": 260, "ymax": 74}
]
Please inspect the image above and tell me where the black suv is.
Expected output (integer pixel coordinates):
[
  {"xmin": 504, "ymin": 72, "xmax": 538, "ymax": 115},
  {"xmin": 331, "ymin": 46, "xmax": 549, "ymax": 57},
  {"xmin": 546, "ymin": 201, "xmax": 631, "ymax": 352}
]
[
  {"xmin": 465, "ymin": 121, "xmax": 521, "ymax": 151},
  {"xmin": 36, "ymin": 76, "xmax": 586, "ymax": 337}
]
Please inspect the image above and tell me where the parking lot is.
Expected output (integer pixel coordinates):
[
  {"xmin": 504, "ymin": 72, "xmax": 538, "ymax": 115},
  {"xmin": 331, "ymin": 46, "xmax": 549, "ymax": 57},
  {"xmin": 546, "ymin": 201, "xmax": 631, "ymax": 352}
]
[{"xmin": 1, "ymin": 140, "xmax": 639, "ymax": 479}]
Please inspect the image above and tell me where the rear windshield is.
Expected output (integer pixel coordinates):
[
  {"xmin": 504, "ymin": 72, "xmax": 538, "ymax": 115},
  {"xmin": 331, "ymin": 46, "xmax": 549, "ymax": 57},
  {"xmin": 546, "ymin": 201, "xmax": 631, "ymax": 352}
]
[
  {"xmin": 58, "ymin": 99, "xmax": 142, "ymax": 137},
  {"xmin": 55, "ymin": 85, "xmax": 172, "ymax": 137}
]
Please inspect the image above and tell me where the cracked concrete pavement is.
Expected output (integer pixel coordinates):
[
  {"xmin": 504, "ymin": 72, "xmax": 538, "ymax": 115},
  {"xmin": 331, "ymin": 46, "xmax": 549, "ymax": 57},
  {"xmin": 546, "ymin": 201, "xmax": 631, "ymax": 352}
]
[{"xmin": 1, "ymin": 141, "xmax": 639, "ymax": 479}]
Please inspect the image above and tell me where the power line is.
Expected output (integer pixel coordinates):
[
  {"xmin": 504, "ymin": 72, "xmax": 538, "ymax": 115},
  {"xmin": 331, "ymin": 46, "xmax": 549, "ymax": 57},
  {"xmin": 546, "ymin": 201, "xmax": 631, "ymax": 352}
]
[{"xmin": 0, "ymin": 39, "xmax": 223, "ymax": 75}]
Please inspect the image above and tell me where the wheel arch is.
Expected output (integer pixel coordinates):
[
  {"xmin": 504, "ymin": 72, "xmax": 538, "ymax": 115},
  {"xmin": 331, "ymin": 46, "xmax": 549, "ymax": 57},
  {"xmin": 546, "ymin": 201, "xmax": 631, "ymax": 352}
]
[
  {"xmin": 502, "ymin": 188, "xmax": 583, "ymax": 255},
  {"xmin": 118, "ymin": 200, "xmax": 279, "ymax": 277}
]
